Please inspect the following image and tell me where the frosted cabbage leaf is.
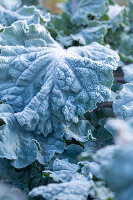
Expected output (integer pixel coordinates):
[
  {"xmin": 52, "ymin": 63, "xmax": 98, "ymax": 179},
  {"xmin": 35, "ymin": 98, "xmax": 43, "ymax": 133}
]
[
  {"xmin": 0, "ymin": 5, "xmax": 50, "ymax": 27},
  {"xmin": 105, "ymin": 118, "xmax": 133, "ymax": 145},
  {"xmin": 52, "ymin": 20, "xmax": 107, "ymax": 47},
  {"xmin": 43, "ymin": 158, "xmax": 79, "ymax": 182},
  {"xmin": 64, "ymin": 0, "xmax": 109, "ymax": 25},
  {"xmin": 57, "ymin": 22, "xmax": 107, "ymax": 47},
  {"xmin": 0, "ymin": 104, "xmax": 65, "ymax": 168},
  {"xmin": 0, "ymin": 0, "xmax": 41, "ymax": 10},
  {"xmin": 0, "ymin": 21, "xmax": 119, "ymax": 137},
  {"xmin": 95, "ymin": 118, "xmax": 133, "ymax": 200},
  {"xmin": 64, "ymin": 119, "xmax": 94, "ymax": 142},
  {"xmin": 0, "ymin": 0, "xmax": 22, "ymax": 11},
  {"xmin": 123, "ymin": 64, "xmax": 133, "ymax": 83},
  {"xmin": 113, "ymin": 83, "xmax": 133, "ymax": 119},
  {"xmin": 96, "ymin": 143, "xmax": 133, "ymax": 200},
  {"xmin": 29, "ymin": 179, "xmax": 91, "ymax": 200},
  {"xmin": 71, "ymin": 23, "xmax": 107, "ymax": 46}
]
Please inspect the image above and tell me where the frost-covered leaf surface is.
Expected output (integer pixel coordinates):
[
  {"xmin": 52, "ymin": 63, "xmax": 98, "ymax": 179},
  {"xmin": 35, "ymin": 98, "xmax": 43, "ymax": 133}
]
[
  {"xmin": 89, "ymin": 181, "xmax": 115, "ymax": 200},
  {"xmin": 0, "ymin": 0, "xmax": 42, "ymax": 10},
  {"xmin": 108, "ymin": 4, "xmax": 125, "ymax": 20},
  {"xmin": 0, "ymin": 5, "xmax": 50, "ymax": 27},
  {"xmin": 123, "ymin": 64, "xmax": 133, "ymax": 82},
  {"xmin": 43, "ymin": 158, "xmax": 79, "ymax": 182},
  {"xmin": 64, "ymin": 119, "xmax": 93, "ymax": 142},
  {"xmin": 113, "ymin": 83, "xmax": 133, "ymax": 119},
  {"xmin": 54, "ymin": 21, "xmax": 107, "ymax": 47},
  {"xmin": 0, "ymin": 104, "xmax": 38, "ymax": 168},
  {"xmin": 29, "ymin": 178, "xmax": 91, "ymax": 200},
  {"xmin": 35, "ymin": 134, "xmax": 65, "ymax": 165},
  {"xmin": 80, "ymin": 160, "xmax": 102, "ymax": 179},
  {"xmin": 0, "ymin": 21, "xmax": 119, "ymax": 138},
  {"xmin": 0, "ymin": 0, "xmax": 42, "ymax": 14},
  {"xmin": 0, "ymin": 0, "xmax": 132, "ymax": 199},
  {"xmin": 71, "ymin": 23, "xmax": 107, "ymax": 46},
  {"xmin": 0, "ymin": 104, "xmax": 65, "ymax": 168},
  {"xmin": 107, "ymin": 5, "xmax": 129, "ymax": 31},
  {"xmin": 64, "ymin": 0, "xmax": 109, "ymax": 25}
]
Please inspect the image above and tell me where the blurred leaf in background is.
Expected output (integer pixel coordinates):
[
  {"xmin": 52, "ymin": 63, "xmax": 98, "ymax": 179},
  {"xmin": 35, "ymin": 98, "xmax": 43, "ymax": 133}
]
[
  {"xmin": 43, "ymin": 0, "xmax": 129, "ymax": 14},
  {"xmin": 43, "ymin": 0, "xmax": 66, "ymax": 13}
]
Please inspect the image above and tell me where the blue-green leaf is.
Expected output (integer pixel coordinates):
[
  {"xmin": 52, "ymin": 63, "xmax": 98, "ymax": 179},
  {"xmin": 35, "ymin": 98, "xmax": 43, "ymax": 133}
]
[
  {"xmin": 0, "ymin": 0, "xmax": 21, "ymax": 11},
  {"xmin": 113, "ymin": 83, "xmax": 133, "ymax": 119},
  {"xmin": 123, "ymin": 64, "xmax": 133, "ymax": 83},
  {"xmin": 0, "ymin": 5, "xmax": 50, "ymax": 27},
  {"xmin": 43, "ymin": 158, "xmax": 79, "ymax": 182},
  {"xmin": 64, "ymin": 0, "xmax": 109, "ymax": 25},
  {"xmin": 96, "ymin": 142, "xmax": 133, "ymax": 200},
  {"xmin": 29, "ymin": 178, "xmax": 91, "ymax": 200},
  {"xmin": 0, "ymin": 0, "xmax": 41, "ymax": 10}
]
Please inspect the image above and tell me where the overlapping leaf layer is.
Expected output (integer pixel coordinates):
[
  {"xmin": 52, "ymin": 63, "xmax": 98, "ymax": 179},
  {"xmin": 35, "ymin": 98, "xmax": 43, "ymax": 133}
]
[{"xmin": 0, "ymin": 0, "xmax": 133, "ymax": 200}]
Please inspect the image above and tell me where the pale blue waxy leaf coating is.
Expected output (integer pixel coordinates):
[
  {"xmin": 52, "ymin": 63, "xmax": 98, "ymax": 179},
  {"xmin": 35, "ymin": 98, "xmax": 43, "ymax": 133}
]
[
  {"xmin": 0, "ymin": 5, "xmax": 50, "ymax": 27},
  {"xmin": 0, "ymin": 104, "xmax": 65, "ymax": 168},
  {"xmin": 113, "ymin": 83, "xmax": 133, "ymax": 119},
  {"xmin": 43, "ymin": 158, "xmax": 79, "ymax": 182},
  {"xmin": 0, "ymin": 21, "xmax": 119, "ymax": 137},
  {"xmin": 123, "ymin": 63, "xmax": 133, "ymax": 83},
  {"xmin": 29, "ymin": 179, "xmax": 91, "ymax": 200}
]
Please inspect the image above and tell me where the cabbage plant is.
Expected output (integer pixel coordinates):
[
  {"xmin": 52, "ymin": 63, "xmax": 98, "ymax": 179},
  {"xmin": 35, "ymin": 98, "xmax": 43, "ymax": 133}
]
[{"xmin": 0, "ymin": 0, "xmax": 133, "ymax": 200}]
